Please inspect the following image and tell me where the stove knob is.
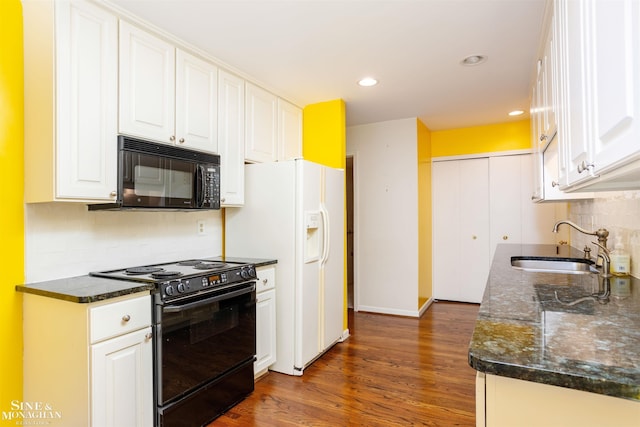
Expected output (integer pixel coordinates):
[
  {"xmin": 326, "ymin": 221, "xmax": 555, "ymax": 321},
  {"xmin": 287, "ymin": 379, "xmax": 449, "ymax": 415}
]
[
  {"xmin": 177, "ymin": 283, "xmax": 186, "ymax": 293},
  {"xmin": 165, "ymin": 285, "xmax": 175, "ymax": 296},
  {"xmin": 240, "ymin": 266, "xmax": 256, "ymax": 279}
]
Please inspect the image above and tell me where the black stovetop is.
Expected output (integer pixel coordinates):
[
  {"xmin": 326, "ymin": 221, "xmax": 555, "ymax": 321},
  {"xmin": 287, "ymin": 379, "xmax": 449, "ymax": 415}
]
[{"xmin": 90, "ymin": 259, "xmax": 251, "ymax": 283}]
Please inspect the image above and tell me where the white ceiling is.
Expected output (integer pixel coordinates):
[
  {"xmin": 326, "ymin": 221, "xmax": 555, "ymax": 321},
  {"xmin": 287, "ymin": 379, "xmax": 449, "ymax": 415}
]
[{"xmin": 106, "ymin": 0, "xmax": 547, "ymax": 131}]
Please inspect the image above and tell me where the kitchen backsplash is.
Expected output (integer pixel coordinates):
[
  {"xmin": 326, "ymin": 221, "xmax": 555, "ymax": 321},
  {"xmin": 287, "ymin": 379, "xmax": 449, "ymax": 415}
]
[
  {"xmin": 568, "ymin": 190, "xmax": 640, "ymax": 278},
  {"xmin": 25, "ymin": 203, "xmax": 223, "ymax": 283}
]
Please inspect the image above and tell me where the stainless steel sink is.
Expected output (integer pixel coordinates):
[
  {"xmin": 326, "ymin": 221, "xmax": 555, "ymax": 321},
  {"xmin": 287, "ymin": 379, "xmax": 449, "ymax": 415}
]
[{"xmin": 510, "ymin": 256, "xmax": 598, "ymax": 275}]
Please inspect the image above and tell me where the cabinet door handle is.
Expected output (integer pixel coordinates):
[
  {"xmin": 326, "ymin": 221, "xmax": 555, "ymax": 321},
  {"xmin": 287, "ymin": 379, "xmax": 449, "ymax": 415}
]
[
  {"xmin": 178, "ymin": 138, "xmax": 185, "ymax": 144},
  {"xmin": 472, "ymin": 235, "xmax": 477, "ymax": 240},
  {"xmin": 262, "ymin": 278, "xmax": 268, "ymax": 285},
  {"xmin": 169, "ymin": 135, "xmax": 175, "ymax": 142},
  {"xmin": 145, "ymin": 332, "xmax": 153, "ymax": 341},
  {"xmin": 551, "ymin": 180, "xmax": 559, "ymax": 187},
  {"xmin": 122, "ymin": 314, "xmax": 131, "ymax": 322},
  {"xmin": 110, "ymin": 191, "xmax": 117, "ymax": 197},
  {"xmin": 221, "ymin": 197, "xmax": 226, "ymax": 203},
  {"xmin": 539, "ymin": 134, "xmax": 547, "ymax": 142},
  {"xmin": 577, "ymin": 160, "xmax": 594, "ymax": 174},
  {"xmin": 502, "ymin": 235, "xmax": 509, "ymax": 240}
]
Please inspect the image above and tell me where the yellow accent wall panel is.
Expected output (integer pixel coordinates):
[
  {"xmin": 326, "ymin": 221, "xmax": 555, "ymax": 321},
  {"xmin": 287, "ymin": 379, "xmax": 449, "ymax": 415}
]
[
  {"xmin": 432, "ymin": 120, "xmax": 531, "ymax": 157},
  {"xmin": 417, "ymin": 119, "xmax": 432, "ymax": 306},
  {"xmin": 0, "ymin": 0, "xmax": 25, "ymax": 419},
  {"xmin": 302, "ymin": 99, "xmax": 346, "ymax": 168}
]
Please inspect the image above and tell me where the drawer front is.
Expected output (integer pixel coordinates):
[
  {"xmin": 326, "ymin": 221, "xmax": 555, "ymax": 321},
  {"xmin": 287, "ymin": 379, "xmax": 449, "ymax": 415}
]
[
  {"xmin": 256, "ymin": 266, "xmax": 275, "ymax": 293},
  {"xmin": 90, "ymin": 294, "xmax": 151, "ymax": 343}
]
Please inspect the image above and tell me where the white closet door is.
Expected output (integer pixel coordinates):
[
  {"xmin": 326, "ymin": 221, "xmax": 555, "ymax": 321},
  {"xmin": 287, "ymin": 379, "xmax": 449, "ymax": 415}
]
[
  {"xmin": 433, "ymin": 158, "xmax": 489, "ymax": 303},
  {"xmin": 459, "ymin": 158, "xmax": 490, "ymax": 303},
  {"xmin": 489, "ymin": 156, "xmax": 523, "ymax": 260},
  {"xmin": 433, "ymin": 161, "xmax": 460, "ymax": 302}
]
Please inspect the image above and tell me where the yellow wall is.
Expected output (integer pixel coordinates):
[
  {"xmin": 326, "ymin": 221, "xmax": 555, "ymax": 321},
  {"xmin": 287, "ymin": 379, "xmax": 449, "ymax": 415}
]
[
  {"xmin": 1, "ymin": 0, "xmax": 25, "ymax": 420},
  {"xmin": 431, "ymin": 119, "xmax": 531, "ymax": 157},
  {"xmin": 302, "ymin": 99, "xmax": 348, "ymax": 329},
  {"xmin": 302, "ymin": 99, "xmax": 346, "ymax": 168},
  {"xmin": 417, "ymin": 119, "xmax": 432, "ymax": 308}
]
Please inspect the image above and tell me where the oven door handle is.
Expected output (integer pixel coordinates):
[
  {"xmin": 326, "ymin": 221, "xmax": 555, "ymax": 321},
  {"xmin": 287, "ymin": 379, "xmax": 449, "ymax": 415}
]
[{"xmin": 163, "ymin": 283, "xmax": 256, "ymax": 313}]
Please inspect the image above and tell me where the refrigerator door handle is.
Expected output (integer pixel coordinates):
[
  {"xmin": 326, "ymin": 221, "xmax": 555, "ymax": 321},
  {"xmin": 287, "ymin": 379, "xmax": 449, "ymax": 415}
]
[{"xmin": 319, "ymin": 204, "xmax": 330, "ymax": 265}]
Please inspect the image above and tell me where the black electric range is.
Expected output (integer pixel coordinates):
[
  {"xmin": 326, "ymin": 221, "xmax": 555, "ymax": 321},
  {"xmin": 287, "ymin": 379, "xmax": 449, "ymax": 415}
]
[
  {"xmin": 90, "ymin": 259, "xmax": 257, "ymax": 302},
  {"xmin": 91, "ymin": 259, "xmax": 258, "ymax": 426}
]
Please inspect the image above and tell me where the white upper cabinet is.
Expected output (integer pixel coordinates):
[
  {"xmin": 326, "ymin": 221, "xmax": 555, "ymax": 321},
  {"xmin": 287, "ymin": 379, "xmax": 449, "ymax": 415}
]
[
  {"xmin": 278, "ymin": 98, "xmax": 303, "ymax": 161},
  {"xmin": 531, "ymin": 71, "xmax": 544, "ymax": 201},
  {"xmin": 245, "ymin": 82, "xmax": 279, "ymax": 162},
  {"xmin": 536, "ymin": 19, "xmax": 558, "ymax": 149},
  {"xmin": 218, "ymin": 70, "xmax": 245, "ymax": 206},
  {"xmin": 119, "ymin": 22, "xmax": 218, "ymax": 153},
  {"xmin": 553, "ymin": 0, "xmax": 640, "ymax": 191},
  {"xmin": 176, "ymin": 50, "xmax": 219, "ymax": 153},
  {"xmin": 23, "ymin": 0, "xmax": 118, "ymax": 203},
  {"xmin": 245, "ymin": 83, "xmax": 303, "ymax": 163},
  {"xmin": 586, "ymin": 0, "xmax": 640, "ymax": 175},
  {"xmin": 557, "ymin": 0, "xmax": 593, "ymax": 187},
  {"xmin": 541, "ymin": 137, "xmax": 593, "ymax": 201},
  {"xmin": 119, "ymin": 21, "xmax": 175, "ymax": 144}
]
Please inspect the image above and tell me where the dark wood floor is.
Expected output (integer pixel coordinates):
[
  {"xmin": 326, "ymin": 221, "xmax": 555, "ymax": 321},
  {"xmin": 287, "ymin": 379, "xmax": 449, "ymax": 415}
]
[{"xmin": 212, "ymin": 301, "xmax": 480, "ymax": 427}]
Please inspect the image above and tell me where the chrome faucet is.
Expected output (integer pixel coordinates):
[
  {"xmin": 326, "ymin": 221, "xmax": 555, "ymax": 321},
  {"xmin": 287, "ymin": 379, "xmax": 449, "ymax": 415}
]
[{"xmin": 552, "ymin": 220, "xmax": 609, "ymax": 266}]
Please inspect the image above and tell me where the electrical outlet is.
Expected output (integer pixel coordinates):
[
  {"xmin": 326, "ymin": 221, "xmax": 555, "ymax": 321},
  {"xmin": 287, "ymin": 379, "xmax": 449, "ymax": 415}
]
[{"xmin": 197, "ymin": 220, "xmax": 206, "ymax": 236}]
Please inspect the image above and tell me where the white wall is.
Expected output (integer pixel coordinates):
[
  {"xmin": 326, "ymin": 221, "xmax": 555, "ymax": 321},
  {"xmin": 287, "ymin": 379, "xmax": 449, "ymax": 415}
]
[
  {"xmin": 347, "ymin": 118, "xmax": 419, "ymax": 316},
  {"xmin": 25, "ymin": 203, "xmax": 223, "ymax": 283},
  {"xmin": 568, "ymin": 190, "xmax": 640, "ymax": 278}
]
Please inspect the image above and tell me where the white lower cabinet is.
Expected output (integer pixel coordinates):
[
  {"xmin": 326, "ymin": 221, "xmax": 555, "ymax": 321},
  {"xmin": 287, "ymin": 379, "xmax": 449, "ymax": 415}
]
[
  {"xmin": 92, "ymin": 327, "xmax": 153, "ymax": 427},
  {"xmin": 254, "ymin": 266, "xmax": 277, "ymax": 377},
  {"xmin": 23, "ymin": 292, "xmax": 153, "ymax": 427},
  {"xmin": 477, "ymin": 373, "xmax": 640, "ymax": 427}
]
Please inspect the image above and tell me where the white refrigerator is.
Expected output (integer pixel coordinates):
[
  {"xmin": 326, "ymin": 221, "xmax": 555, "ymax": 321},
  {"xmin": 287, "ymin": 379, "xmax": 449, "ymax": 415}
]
[{"xmin": 225, "ymin": 159, "xmax": 345, "ymax": 376}]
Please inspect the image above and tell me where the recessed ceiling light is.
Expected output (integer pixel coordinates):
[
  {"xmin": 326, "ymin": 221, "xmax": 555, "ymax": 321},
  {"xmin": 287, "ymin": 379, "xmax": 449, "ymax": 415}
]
[
  {"xmin": 461, "ymin": 55, "xmax": 487, "ymax": 66},
  {"xmin": 358, "ymin": 77, "xmax": 378, "ymax": 87},
  {"xmin": 509, "ymin": 110, "xmax": 525, "ymax": 116}
]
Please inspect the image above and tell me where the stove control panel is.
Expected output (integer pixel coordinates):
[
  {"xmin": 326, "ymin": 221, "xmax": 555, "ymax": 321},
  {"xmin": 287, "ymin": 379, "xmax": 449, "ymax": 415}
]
[{"xmin": 160, "ymin": 265, "xmax": 255, "ymax": 299}]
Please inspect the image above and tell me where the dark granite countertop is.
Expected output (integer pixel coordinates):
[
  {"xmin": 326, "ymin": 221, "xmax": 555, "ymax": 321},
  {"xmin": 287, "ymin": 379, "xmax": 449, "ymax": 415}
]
[
  {"xmin": 469, "ymin": 243, "xmax": 640, "ymax": 402},
  {"xmin": 16, "ymin": 257, "xmax": 277, "ymax": 303},
  {"xmin": 16, "ymin": 275, "xmax": 154, "ymax": 303},
  {"xmin": 211, "ymin": 256, "xmax": 277, "ymax": 268}
]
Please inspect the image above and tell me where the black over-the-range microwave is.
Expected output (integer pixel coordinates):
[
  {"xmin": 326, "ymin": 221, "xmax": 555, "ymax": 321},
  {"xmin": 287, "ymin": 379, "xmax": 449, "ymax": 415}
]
[{"xmin": 89, "ymin": 136, "xmax": 220, "ymax": 211}]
